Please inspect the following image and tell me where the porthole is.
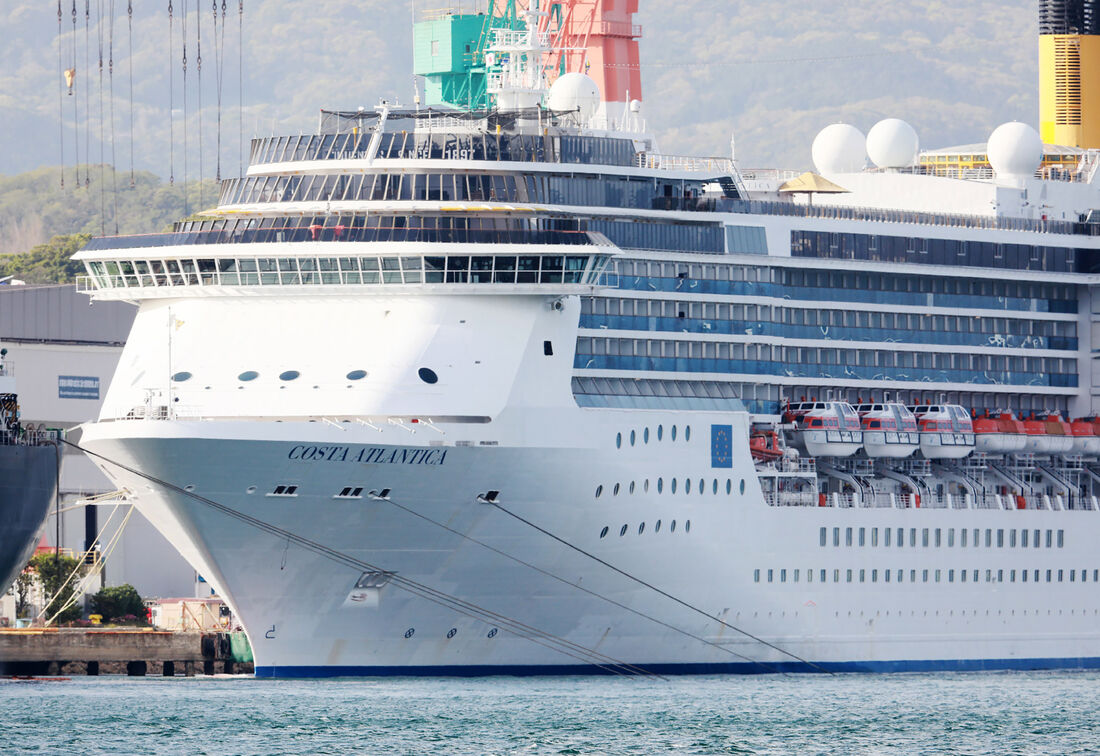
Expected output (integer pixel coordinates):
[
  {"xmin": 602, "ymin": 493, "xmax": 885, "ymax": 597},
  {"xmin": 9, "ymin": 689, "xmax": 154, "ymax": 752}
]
[
  {"xmin": 613, "ymin": 483, "xmax": 620, "ymax": 496},
  {"xmin": 246, "ymin": 486, "xmax": 257, "ymax": 494},
  {"xmin": 657, "ymin": 424, "xmax": 663, "ymax": 441},
  {"xmin": 446, "ymin": 628, "xmax": 457, "ymax": 639},
  {"xmin": 238, "ymin": 370, "xmax": 259, "ymax": 382},
  {"xmin": 600, "ymin": 526, "xmax": 609, "ymax": 539},
  {"xmin": 726, "ymin": 479, "xmax": 732, "ymax": 495},
  {"xmin": 404, "ymin": 628, "xmax": 415, "ymax": 639},
  {"xmin": 685, "ymin": 478, "xmax": 691, "ymax": 494},
  {"xmin": 595, "ymin": 485, "xmax": 603, "ymax": 498},
  {"xmin": 739, "ymin": 479, "xmax": 746, "ymax": 495},
  {"xmin": 655, "ymin": 519, "xmax": 662, "ymax": 532},
  {"xmin": 487, "ymin": 628, "xmax": 498, "ymax": 638},
  {"xmin": 619, "ymin": 524, "xmax": 627, "ymax": 537},
  {"xmin": 643, "ymin": 427, "xmax": 650, "ymax": 444},
  {"xmin": 685, "ymin": 426, "xmax": 691, "ymax": 441},
  {"xmin": 629, "ymin": 481, "xmax": 635, "ymax": 494},
  {"xmin": 630, "ymin": 430, "xmax": 636, "ymax": 446},
  {"xmin": 657, "ymin": 478, "xmax": 663, "ymax": 494},
  {"xmin": 671, "ymin": 425, "xmax": 677, "ymax": 441},
  {"xmin": 346, "ymin": 369, "xmax": 367, "ymax": 381},
  {"xmin": 644, "ymin": 479, "xmax": 650, "ymax": 493},
  {"xmin": 616, "ymin": 432, "xmax": 622, "ymax": 449},
  {"xmin": 418, "ymin": 367, "xmax": 438, "ymax": 384},
  {"xmin": 686, "ymin": 520, "xmax": 691, "ymax": 533},
  {"xmin": 184, "ymin": 484, "xmax": 195, "ymax": 492},
  {"xmin": 712, "ymin": 479, "xmax": 718, "ymax": 495},
  {"xmin": 671, "ymin": 478, "xmax": 677, "ymax": 494},
  {"xmin": 699, "ymin": 478, "xmax": 705, "ymax": 495},
  {"xmin": 670, "ymin": 520, "xmax": 677, "ymax": 532},
  {"xmin": 171, "ymin": 371, "xmax": 192, "ymax": 382},
  {"xmin": 279, "ymin": 370, "xmax": 300, "ymax": 381},
  {"xmin": 638, "ymin": 522, "xmax": 645, "ymax": 535}
]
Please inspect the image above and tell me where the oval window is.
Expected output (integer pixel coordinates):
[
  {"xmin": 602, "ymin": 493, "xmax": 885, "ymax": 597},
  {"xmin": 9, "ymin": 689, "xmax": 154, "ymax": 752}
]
[
  {"xmin": 238, "ymin": 371, "xmax": 259, "ymax": 382},
  {"xmin": 685, "ymin": 425, "xmax": 692, "ymax": 441},
  {"xmin": 670, "ymin": 520, "xmax": 677, "ymax": 532},
  {"xmin": 630, "ymin": 430, "xmax": 636, "ymax": 446},
  {"xmin": 638, "ymin": 522, "xmax": 645, "ymax": 535},
  {"xmin": 346, "ymin": 370, "xmax": 367, "ymax": 381},
  {"xmin": 279, "ymin": 370, "xmax": 300, "ymax": 381},
  {"xmin": 600, "ymin": 526, "xmax": 609, "ymax": 539},
  {"xmin": 595, "ymin": 485, "xmax": 603, "ymax": 498},
  {"xmin": 418, "ymin": 367, "xmax": 438, "ymax": 384},
  {"xmin": 613, "ymin": 483, "xmax": 620, "ymax": 496},
  {"xmin": 171, "ymin": 371, "xmax": 192, "ymax": 382},
  {"xmin": 619, "ymin": 524, "xmax": 627, "ymax": 537},
  {"xmin": 671, "ymin": 425, "xmax": 677, "ymax": 441},
  {"xmin": 616, "ymin": 432, "xmax": 622, "ymax": 449},
  {"xmin": 686, "ymin": 520, "xmax": 691, "ymax": 533},
  {"xmin": 657, "ymin": 477, "xmax": 664, "ymax": 493},
  {"xmin": 740, "ymin": 479, "xmax": 746, "ymax": 495},
  {"xmin": 657, "ymin": 424, "xmax": 663, "ymax": 441},
  {"xmin": 655, "ymin": 520, "xmax": 662, "ymax": 532},
  {"xmin": 643, "ymin": 427, "xmax": 650, "ymax": 444}
]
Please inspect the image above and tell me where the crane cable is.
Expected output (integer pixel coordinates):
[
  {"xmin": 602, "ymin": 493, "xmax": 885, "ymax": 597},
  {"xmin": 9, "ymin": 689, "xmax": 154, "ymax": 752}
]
[
  {"xmin": 108, "ymin": 0, "xmax": 118, "ymax": 234},
  {"xmin": 127, "ymin": 0, "xmax": 135, "ymax": 188},
  {"xmin": 83, "ymin": 0, "xmax": 90, "ymax": 187},
  {"xmin": 238, "ymin": 0, "xmax": 243, "ymax": 177},
  {"xmin": 196, "ymin": 0, "xmax": 203, "ymax": 209},
  {"xmin": 96, "ymin": 0, "xmax": 106, "ymax": 235},
  {"xmin": 213, "ymin": 0, "xmax": 226, "ymax": 183},
  {"xmin": 168, "ymin": 0, "xmax": 174, "ymax": 186},
  {"xmin": 62, "ymin": 438, "xmax": 659, "ymax": 678},
  {"xmin": 57, "ymin": 0, "xmax": 65, "ymax": 188},
  {"xmin": 181, "ymin": 0, "xmax": 189, "ymax": 216}
]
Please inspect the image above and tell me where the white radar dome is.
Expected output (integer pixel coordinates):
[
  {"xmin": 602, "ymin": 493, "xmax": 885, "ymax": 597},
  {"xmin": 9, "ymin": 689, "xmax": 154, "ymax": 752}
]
[
  {"xmin": 811, "ymin": 123, "xmax": 866, "ymax": 173},
  {"xmin": 547, "ymin": 73, "xmax": 601, "ymax": 122},
  {"xmin": 986, "ymin": 122, "xmax": 1043, "ymax": 180},
  {"xmin": 866, "ymin": 118, "xmax": 919, "ymax": 169}
]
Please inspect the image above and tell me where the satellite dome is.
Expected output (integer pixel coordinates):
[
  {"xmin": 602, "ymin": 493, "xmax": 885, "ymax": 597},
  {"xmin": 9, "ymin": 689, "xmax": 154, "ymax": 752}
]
[
  {"xmin": 987, "ymin": 122, "xmax": 1043, "ymax": 180},
  {"xmin": 866, "ymin": 118, "xmax": 919, "ymax": 169},
  {"xmin": 811, "ymin": 124, "xmax": 866, "ymax": 173},
  {"xmin": 547, "ymin": 73, "xmax": 601, "ymax": 122}
]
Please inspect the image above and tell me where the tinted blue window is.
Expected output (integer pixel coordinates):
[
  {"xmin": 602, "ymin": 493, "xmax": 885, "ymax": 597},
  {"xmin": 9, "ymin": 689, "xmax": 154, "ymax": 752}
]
[{"xmin": 418, "ymin": 367, "xmax": 439, "ymax": 384}]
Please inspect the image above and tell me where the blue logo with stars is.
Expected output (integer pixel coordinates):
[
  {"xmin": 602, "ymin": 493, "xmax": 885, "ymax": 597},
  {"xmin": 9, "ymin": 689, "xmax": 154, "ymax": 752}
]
[{"xmin": 711, "ymin": 424, "xmax": 732, "ymax": 468}]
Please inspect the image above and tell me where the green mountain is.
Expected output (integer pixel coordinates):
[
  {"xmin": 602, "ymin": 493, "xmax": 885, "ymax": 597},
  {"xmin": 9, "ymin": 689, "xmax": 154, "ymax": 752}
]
[{"xmin": 1, "ymin": 1, "xmax": 1042, "ymax": 179}]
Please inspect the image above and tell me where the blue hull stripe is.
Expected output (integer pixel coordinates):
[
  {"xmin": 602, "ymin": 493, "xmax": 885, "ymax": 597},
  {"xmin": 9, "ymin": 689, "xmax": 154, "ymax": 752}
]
[{"xmin": 255, "ymin": 656, "xmax": 1100, "ymax": 678}]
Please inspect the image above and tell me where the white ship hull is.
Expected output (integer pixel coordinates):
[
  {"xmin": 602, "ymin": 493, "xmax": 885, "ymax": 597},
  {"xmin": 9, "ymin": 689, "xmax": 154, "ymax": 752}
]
[{"xmin": 81, "ymin": 415, "xmax": 1100, "ymax": 676}]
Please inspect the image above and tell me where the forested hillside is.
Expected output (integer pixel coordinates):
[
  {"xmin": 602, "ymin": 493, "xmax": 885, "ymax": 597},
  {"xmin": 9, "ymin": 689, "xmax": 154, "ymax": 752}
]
[{"xmin": 1, "ymin": 1, "xmax": 1040, "ymax": 181}]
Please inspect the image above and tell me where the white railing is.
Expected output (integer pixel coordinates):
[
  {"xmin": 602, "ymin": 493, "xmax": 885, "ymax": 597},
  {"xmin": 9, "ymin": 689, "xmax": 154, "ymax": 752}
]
[
  {"xmin": 634, "ymin": 153, "xmax": 736, "ymax": 173},
  {"xmin": 0, "ymin": 359, "xmax": 13, "ymax": 377}
]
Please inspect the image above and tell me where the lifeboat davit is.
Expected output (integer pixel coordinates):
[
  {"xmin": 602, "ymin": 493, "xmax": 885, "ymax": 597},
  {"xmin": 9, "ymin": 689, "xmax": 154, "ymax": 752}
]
[
  {"xmin": 1070, "ymin": 418, "xmax": 1100, "ymax": 456},
  {"xmin": 783, "ymin": 400, "xmax": 863, "ymax": 457},
  {"xmin": 1038, "ymin": 413, "xmax": 1074, "ymax": 454},
  {"xmin": 1022, "ymin": 414, "xmax": 1053, "ymax": 454},
  {"xmin": 854, "ymin": 403, "xmax": 918, "ymax": 457},
  {"xmin": 908, "ymin": 403, "xmax": 976, "ymax": 459},
  {"xmin": 995, "ymin": 412, "xmax": 1028, "ymax": 453},
  {"xmin": 749, "ymin": 429, "xmax": 785, "ymax": 462}
]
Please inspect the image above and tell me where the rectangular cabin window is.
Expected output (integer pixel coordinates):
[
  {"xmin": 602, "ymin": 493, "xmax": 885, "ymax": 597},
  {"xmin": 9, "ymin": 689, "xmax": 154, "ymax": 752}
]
[
  {"xmin": 847, "ymin": 569, "xmax": 853, "ymax": 583},
  {"xmin": 1022, "ymin": 529, "xmax": 1029, "ymax": 548},
  {"xmin": 833, "ymin": 528, "xmax": 840, "ymax": 547},
  {"xmin": 986, "ymin": 569, "xmax": 993, "ymax": 582},
  {"xmin": 910, "ymin": 569, "xmax": 916, "ymax": 583},
  {"xmin": 922, "ymin": 569, "xmax": 929, "ymax": 583},
  {"xmin": 885, "ymin": 528, "xmax": 892, "ymax": 547},
  {"xmin": 998, "ymin": 569, "xmax": 1004, "ymax": 582},
  {"xmin": 1047, "ymin": 569, "xmax": 1053, "ymax": 582},
  {"xmin": 768, "ymin": 569, "xmax": 774, "ymax": 583},
  {"xmin": 1058, "ymin": 530, "xmax": 1065, "ymax": 548},
  {"xmin": 1058, "ymin": 569, "xmax": 1064, "ymax": 582},
  {"xmin": 961, "ymin": 529, "xmax": 968, "ymax": 547},
  {"xmin": 935, "ymin": 529, "xmax": 941, "ymax": 548},
  {"xmin": 1034, "ymin": 529, "xmax": 1041, "ymax": 548},
  {"xmin": 833, "ymin": 569, "xmax": 840, "ymax": 583},
  {"xmin": 997, "ymin": 529, "xmax": 1004, "ymax": 548},
  {"xmin": 754, "ymin": 569, "xmax": 760, "ymax": 583},
  {"xmin": 898, "ymin": 528, "xmax": 904, "ymax": 548},
  {"xmin": 871, "ymin": 569, "xmax": 878, "ymax": 582},
  {"xmin": 973, "ymin": 528, "xmax": 980, "ymax": 548},
  {"xmin": 948, "ymin": 529, "xmax": 955, "ymax": 547},
  {"xmin": 846, "ymin": 528, "xmax": 853, "ymax": 547},
  {"xmin": 910, "ymin": 528, "xmax": 917, "ymax": 547},
  {"xmin": 986, "ymin": 529, "xmax": 992, "ymax": 547},
  {"xmin": 780, "ymin": 569, "xmax": 787, "ymax": 583},
  {"xmin": 821, "ymin": 569, "xmax": 827, "ymax": 583},
  {"xmin": 859, "ymin": 528, "xmax": 865, "ymax": 547},
  {"xmin": 935, "ymin": 569, "xmax": 941, "ymax": 583},
  {"xmin": 1010, "ymin": 569, "xmax": 1016, "ymax": 582},
  {"xmin": 922, "ymin": 528, "xmax": 929, "ymax": 547},
  {"xmin": 820, "ymin": 527, "xmax": 827, "ymax": 547},
  {"xmin": 794, "ymin": 569, "xmax": 800, "ymax": 583},
  {"xmin": 872, "ymin": 528, "xmax": 879, "ymax": 547},
  {"xmin": 1046, "ymin": 530, "xmax": 1053, "ymax": 548},
  {"xmin": 885, "ymin": 569, "xmax": 890, "ymax": 583},
  {"xmin": 1010, "ymin": 529, "xmax": 1017, "ymax": 548}
]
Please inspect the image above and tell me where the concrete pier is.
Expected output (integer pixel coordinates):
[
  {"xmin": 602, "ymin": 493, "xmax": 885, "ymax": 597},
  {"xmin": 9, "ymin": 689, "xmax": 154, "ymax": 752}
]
[{"xmin": 0, "ymin": 628, "xmax": 253, "ymax": 676}]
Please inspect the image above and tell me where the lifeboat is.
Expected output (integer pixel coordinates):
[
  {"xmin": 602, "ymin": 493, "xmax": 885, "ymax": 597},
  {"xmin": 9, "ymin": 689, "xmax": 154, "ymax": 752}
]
[
  {"xmin": 854, "ymin": 403, "xmax": 918, "ymax": 458},
  {"xmin": 783, "ymin": 400, "xmax": 863, "ymax": 457},
  {"xmin": 749, "ymin": 429, "xmax": 785, "ymax": 462},
  {"xmin": 908, "ymin": 404, "xmax": 975, "ymax": 459},
  {"xmin": 1038, "ymin": 413, "xmax": 1073, "ymax": 454},
  {"xmin": 1070, "ymin": 418, "xmax": 1100, "ymax": 456},
  {"xmin": 995, "ymin": 412, "xmax": 1028, "ymax": 453},
  {"xmin": 1022, "ymin": 414, "xmax": 1053, "ymax": 454},
  {"xmin": 972, "ymin": 410, "xmax": 1004, "ymax": 453}
]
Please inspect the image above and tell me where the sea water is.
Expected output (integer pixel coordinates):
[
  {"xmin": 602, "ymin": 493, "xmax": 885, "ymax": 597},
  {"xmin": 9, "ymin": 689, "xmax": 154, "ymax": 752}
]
[{"xmin": 3, "ymin": 671, "xmax": 1100, "ymax": 754}]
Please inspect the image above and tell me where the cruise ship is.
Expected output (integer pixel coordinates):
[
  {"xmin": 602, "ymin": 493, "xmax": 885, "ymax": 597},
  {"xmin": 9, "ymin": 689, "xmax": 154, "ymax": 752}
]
[
  {"xmin": 73, "ymin": 1, "xmax": 1100, "ymax": 675},
  {"xmin": 0, "ymin": 345, "xmax": 59, "ymax": 596}
]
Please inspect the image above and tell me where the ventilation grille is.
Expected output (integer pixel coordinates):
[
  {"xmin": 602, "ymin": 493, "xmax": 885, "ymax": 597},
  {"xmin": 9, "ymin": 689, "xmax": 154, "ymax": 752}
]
[{"xmin": 1055, "ymin": 37, "xmax": 1083, "ymax": 126}]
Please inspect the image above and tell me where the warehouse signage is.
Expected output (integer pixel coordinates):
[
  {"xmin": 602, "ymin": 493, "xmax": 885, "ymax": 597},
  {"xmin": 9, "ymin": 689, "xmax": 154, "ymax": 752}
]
[{"xmin": 58, "ymin": 375, "xmax": 100, "ymax": 400}]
